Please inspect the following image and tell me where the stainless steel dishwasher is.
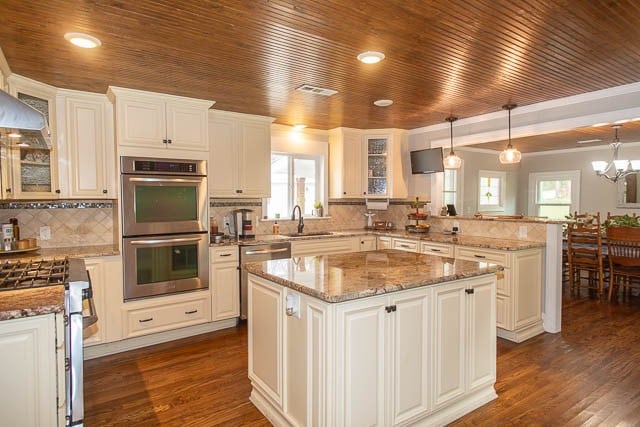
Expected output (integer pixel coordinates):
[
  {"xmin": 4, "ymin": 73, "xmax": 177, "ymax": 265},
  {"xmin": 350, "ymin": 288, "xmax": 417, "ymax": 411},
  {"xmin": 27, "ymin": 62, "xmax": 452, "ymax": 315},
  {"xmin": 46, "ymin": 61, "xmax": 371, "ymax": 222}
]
[{"xmin": 239, "ymin": 241, "xmax": 291, "ymax": 319}]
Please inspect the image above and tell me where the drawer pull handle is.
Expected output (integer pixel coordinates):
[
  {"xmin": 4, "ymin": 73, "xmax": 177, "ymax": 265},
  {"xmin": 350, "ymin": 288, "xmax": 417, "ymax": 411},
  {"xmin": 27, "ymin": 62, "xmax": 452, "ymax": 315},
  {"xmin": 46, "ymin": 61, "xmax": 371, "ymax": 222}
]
[
  {"xmin": 474, "ymin": 254, "xmax": 486, "ymax": 259},
  {"xmin": 185, "ymin": 309, "xmax": 198, "ymax": 314},
  {"xmin": 139, "ymin": 318, "xmax": 153, "ymax": 323},
  {"xmin": 400, "ymin": 244, "xmax": 410, "ymax": 248},
  {"xmin": 465, "ymin": 288, "xmax": 475, "ymax": 294},
  {"xmin": 219, "ymin": 253, "xmax": 232, "ymax": 257},
  {"xmin": 431, "ymin": 248, "xmax": 441, "ymax": 252}
]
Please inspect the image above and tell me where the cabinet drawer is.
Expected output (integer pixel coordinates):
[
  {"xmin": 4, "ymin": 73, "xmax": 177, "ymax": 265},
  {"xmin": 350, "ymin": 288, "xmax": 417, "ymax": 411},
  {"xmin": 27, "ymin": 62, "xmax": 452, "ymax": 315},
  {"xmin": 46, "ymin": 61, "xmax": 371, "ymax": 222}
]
[
  {"xmin": 211, "ymin": 246, "xmax": 239, "ymax": 263},
  {"xmin": 391, "ymin": 238, "xmax": 418, "ymax": 252},
  {"xmin": 292, "ymin": 237, "xmax": 354, "ymax": 256},
  {"xmin": 124, "ymin": 296, "xmax": 209, "ymax": 338},
  {"xmin": 454, "ymin": 246, "xmax": 510, "ymax": 268},
  {"xmin": 420, "ymin": 241, "xmax": 454, "ymax": 257}
]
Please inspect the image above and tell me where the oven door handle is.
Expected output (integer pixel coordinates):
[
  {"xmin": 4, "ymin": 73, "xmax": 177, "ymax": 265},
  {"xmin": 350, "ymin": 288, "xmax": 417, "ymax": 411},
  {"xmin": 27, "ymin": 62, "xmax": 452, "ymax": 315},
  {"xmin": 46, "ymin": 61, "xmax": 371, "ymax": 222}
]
[
  {"xmin": 128, "ymin": 177, "xmax": 204, "ymax": 183},
  {"xmin": 130, "ymin": 237, "xmax": 203, "ymax": 245},
  {"xmin": 244, "ymin": 247, "xmax": 290, "ymax": 255}
]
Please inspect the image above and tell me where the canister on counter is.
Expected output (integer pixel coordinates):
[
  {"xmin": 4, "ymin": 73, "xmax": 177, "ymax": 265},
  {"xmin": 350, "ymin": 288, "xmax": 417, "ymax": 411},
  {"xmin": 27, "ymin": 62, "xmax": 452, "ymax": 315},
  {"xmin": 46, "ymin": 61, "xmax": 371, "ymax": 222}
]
[{"xmin": 1, "ymin": 223, "xmax": 14, "ymax": 251}]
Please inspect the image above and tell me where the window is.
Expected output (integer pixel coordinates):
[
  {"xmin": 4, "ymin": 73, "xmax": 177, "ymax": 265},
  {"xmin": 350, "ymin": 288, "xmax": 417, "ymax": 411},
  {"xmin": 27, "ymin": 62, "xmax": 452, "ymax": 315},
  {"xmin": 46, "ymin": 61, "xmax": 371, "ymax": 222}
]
[
  {"xmin": 528, "ymin": 171, "xmax": 580, "ymax": 220},
  {"xmin": 265, "ymin": 152, "xmax": 322, "ymax": 218},
  {"xmin": 443, "ymin": 168, "xmax": 458, "ymax": 206},
  {"xmin": 478, "ymin": 170, "xmax": 505, "ymax": 212}
]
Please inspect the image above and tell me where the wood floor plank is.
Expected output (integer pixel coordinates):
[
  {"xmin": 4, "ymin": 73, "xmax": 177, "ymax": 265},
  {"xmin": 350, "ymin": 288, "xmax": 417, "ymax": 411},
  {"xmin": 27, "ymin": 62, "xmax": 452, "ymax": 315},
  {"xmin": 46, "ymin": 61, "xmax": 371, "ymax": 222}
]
[{"xmin": 85, "ymin": 290, "xmax": 640, "ymax": 426}]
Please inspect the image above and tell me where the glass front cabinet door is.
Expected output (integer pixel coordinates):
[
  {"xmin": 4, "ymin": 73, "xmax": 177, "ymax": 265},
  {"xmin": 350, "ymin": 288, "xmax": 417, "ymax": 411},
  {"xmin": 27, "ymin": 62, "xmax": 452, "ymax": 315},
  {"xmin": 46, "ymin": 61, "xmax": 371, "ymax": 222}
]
[
  {"xmin": 364, "ymin": 136, "xmax": 389, "ymax": 197},
  {"xmin": 5, "ymin": 78, "xmax": 59, "ymax": 199}
]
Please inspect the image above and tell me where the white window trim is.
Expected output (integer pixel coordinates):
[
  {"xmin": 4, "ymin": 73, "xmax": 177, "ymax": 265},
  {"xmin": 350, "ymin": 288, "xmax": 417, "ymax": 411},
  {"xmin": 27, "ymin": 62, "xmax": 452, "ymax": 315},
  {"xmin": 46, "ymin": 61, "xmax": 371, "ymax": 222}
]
[
  {"xmin": 527, "ymin": 170, "xmax": 581, "ymax": 217},
  {"xmin": 478, "ymin": 170, "xmax": 506, "ymax": 212},
  {"xmin": 442, "ymin": 161, "xmax": 464, "ymax": 214}
]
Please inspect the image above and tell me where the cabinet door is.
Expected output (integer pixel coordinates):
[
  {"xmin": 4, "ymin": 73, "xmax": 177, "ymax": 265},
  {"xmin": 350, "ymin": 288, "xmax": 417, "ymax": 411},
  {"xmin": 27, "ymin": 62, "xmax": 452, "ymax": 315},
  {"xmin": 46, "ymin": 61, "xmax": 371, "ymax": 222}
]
[
  {"xmin": 364, "ymin": 136, "xmax": 389, "ymax": 197},
  {"xmin": 83, "ymin": 259, "xmax": 106, "ymax": 346},
  {"xmin": 212, "ymin": 262, "xmax": 240, "ymax": 320},
  {"xmin": 433, "ymin": 281, "xmax": 466, "ymax": 407},
  {"xmin": 359, "ymin": 236, "xmax": 377, "ymax": 251},
  {"xmin": 335, "ymin": 297, "xmax": 386, "ymax": 426},
  {"xmin": 248, "ymin": 275, "xmax": 284, "ymax": 407},
  {"xmin": 513, "ymin": 249, "xmax": 543, "ymax": 329},
  {"xmin": 377, "ymin": 236, "xmax": 391, "ymax": 249},
  {"xmin": 389, "ymin": 289, "xmax": 431, "ymax": 425},
  {"xmin": 392, "ymin": 238, "xmax": 418, "ymax": 252},
  {"xmin": 118, "ymin": 97, "xmax": 166, "ymax": 147},
  {"xmin": 166, "ymin": 101, "xmax": 209, "ymax": 151},
  {"xmin": 209, "ymin": 116, "xmax": 239, "ymax": 197},
  {"xmin": 343, "ymin": 136, "xmax": 363, "ymax": 197},
  {"xmin": 239, "ymin": 121, "xmax": 271, "ymax": 197},
  {"xmin": 467, "ymin": 278, "xmax": 497, "ymax": 392},
  {"xmin": 66, "ymin": 97, "xmax": 113, "ymax": 198},
  {"xmin": 0, "ymin": 315, "xmax": 58, "ymax": 426}
]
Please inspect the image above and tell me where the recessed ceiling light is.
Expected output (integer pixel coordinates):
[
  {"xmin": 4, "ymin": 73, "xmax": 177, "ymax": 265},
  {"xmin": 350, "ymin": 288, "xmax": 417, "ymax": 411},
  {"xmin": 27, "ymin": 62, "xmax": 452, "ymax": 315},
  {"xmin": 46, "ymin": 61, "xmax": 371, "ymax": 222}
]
[
  {"xmin": 614, "ymin": 119, "xmax": 630, "ymax": 124},
  {"xmin": 592, "ymin": 122, "xmax": 610, "ymax": 127},
  {"xmin": 357, "ymin": 51, "xmax": 385, "ymax": 64},
  {"xmin": 577, "ymin": 138, "xmax": 602, "ymax": 144},
  {"xmin": 64, "ymin": 32, "xmax": 102, "ymax": 48},
  {"xmin": 292, "ymin": 124, "xmax": 306, "ymax": 130},
  {"xmin": 8, "ymin": 131, "xmax": 21, "ymax": 138},
  {"xmin": 373, "ymin": 99, "xmax": 393, "ymax": 107}
]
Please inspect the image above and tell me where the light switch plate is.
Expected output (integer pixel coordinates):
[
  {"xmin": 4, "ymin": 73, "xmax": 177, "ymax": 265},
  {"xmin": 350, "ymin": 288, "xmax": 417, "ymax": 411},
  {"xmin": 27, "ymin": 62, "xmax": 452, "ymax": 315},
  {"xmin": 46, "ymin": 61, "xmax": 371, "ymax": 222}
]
[
  {"xmin": 39, "ymin": 226, "xmax": 51, "ymax": 240},
  {"xmin": 518, "ymin": 225, "xmax": 528, "ymax": 238}
]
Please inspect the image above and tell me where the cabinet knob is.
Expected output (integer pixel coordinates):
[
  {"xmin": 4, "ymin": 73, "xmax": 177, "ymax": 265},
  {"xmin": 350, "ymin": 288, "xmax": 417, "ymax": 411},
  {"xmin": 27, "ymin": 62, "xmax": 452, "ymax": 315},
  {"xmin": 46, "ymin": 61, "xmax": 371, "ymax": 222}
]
[
  {"xmin": 162, "ymin": 139, "xmax": 167, "ymax": 144},
  {"xmin": 363, "ymin": 192, "xmax": 367, "ymax": 195},
  {"xmin": 5, "ymin": 188, "xmax": 11, "ymax": 193},
  {"xmin": 465, "ymin": 288, "xmax": 475, "ymax": 294},
  {"xmin": 343, "ymin": 192, "xmax": 346, "ymax": 195},
  {"xmin": 102, "ymin": 189, "xmax": 108, "ymax": 194},
  {"xmin": 55, "ymin": 189, "xmax": 61, "ymax": 194},
  {"xmin": 167, "ymin": 139, "xmax": 172, "ymax": 144},
  {"xmin": 236, "ymin": 189, "xmax": 243, "ymax": 194}
]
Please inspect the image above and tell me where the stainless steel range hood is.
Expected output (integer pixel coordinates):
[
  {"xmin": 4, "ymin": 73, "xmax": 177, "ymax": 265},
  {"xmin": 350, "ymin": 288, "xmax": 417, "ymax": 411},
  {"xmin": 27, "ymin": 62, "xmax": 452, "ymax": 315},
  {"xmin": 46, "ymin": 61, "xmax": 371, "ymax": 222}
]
[{"xmin": 0, "ymin": 88, "xmax": 46, "ymax": 130}]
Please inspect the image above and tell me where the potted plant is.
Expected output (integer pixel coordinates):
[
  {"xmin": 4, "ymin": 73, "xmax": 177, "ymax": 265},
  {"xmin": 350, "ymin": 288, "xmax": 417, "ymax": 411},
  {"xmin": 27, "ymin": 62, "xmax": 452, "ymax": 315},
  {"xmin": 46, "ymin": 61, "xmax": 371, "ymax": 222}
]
[{"xmin": 313, "ymin": 201, "xmax": 323, "ymax": 217}]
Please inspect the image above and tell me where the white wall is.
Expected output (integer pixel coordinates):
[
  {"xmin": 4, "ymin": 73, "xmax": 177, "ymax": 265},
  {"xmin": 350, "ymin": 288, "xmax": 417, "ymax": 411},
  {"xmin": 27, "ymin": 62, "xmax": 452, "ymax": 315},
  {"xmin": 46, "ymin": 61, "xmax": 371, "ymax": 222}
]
[{"xmin": 517, "ymin": 143, "xmax": 640, "ymax": 216}]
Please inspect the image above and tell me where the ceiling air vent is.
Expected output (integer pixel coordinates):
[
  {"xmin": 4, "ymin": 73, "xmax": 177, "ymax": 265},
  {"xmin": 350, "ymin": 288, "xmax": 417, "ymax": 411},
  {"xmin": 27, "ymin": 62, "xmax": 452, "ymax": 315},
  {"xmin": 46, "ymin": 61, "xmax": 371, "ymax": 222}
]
[{"xmin": 295, "ymin": 84, "xmax": 338, "ymax": 96}]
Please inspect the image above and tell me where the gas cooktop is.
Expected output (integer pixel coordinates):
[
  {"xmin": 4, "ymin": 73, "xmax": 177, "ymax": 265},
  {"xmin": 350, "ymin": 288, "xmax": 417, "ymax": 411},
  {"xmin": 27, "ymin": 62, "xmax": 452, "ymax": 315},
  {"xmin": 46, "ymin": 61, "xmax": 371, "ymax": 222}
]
[{"xmin": 0, "ymin": 258, "xmax": 69, "ymax": 291}]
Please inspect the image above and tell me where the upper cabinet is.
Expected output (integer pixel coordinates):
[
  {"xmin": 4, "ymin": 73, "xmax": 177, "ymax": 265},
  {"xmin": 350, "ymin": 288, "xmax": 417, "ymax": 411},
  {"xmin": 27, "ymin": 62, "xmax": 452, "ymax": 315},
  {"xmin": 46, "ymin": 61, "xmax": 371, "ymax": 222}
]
[
  {"xmin": 56, "ymin": 89, "xmax": 115, "ymax": 198},
  {"xmin": 107, "ymin": 86, "xmax": 214, "ymax": 152},
  {"xmin": 329, "ymin": 128, "xmax": 408, "ymax": 199},
  {"xmin": 5, "ymin": 75, "xmax": 60, "ymax": 199},
  {"xmin": 208, "ymin": 110, "xmax": 273, "ymax": 198}
]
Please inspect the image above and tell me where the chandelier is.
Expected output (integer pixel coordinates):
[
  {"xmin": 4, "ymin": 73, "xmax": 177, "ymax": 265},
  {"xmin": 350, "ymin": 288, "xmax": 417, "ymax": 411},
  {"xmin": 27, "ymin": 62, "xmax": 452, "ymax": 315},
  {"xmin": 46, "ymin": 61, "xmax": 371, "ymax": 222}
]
[
  {"xmin": 499, "ymin": 103, "xmax": 521, "ymax": 164},
  {"xmin": 443, "ymin": 116, "xmax": 461, "ymax": 169},
  {"xmin": 591, "ymin": 125, "xmax": 640, "ymax": 183}
]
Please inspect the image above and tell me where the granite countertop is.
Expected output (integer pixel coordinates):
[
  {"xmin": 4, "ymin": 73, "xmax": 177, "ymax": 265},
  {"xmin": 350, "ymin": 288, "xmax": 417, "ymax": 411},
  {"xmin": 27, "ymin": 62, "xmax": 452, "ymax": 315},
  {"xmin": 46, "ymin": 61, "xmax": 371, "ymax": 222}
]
[
  {"xmin": 432, "ymin": 214, "xmax": 566, "ymax": 224},
  {"xmin": 212, "ymin": 230, "xmax": 545, "ymax": 250},
  {"xmin": 0, "ymin": 286, "xmax": 65, "ymax": 321},
  {"xmin": 244, "ymin": 249, "xmax": 502, "ymax": 303},
  {"xmin": 0, "ymin": 244, "xmax": 120, "ymax": 262}
]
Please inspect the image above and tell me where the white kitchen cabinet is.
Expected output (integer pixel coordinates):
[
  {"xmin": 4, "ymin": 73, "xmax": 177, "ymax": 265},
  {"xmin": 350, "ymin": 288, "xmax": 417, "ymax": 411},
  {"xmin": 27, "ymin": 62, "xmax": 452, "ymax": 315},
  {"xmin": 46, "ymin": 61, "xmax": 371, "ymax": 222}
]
[
  {"xmin": 0, "ymin": 313, "xmax": 64, "ymax": 426},
  {"xmin": 377, "ymin": 235, "xmax": 392, "ymax": 249},
  {"xmin": 291, "ymin": 237, "xmax": 356, "ymax": 256},
  {"xmin": 420, "ymin": 241, "xmax": 454, "ymax": 257},
  {"xmin": 391, "ymin": 237, "xmax": 419, "ymax": 252},
  {"xmin": 57, "ymin": 90, "xmax": 115, "ymax": 198},
  {"xmin": 433, "ymin": 277, "xmax": 496, "ymax": 409},
  {"xmin": 329, "ymin": 128, "xmax": 408, "ymax": 199},
  {"xmin": 454, "ymin": 245, "xmax": 543, "ymax": 342},
  {"xmin": 83, "ymin": 256, "xmax": 121, "ymax": 347},
  {"xmin": 210, "ymin": 246, "xmax": 240, "ymax": 320},
  {"xmin": 208, "ymin": 110, "xmax": 273, "ymax": 198},
  {"xmin": 5, "ymin": 74, "xmax": 60, "ymax": 199},
  {"xmin": 108, "ymin": 86, "xmax": 213, "ymax": 152},
  {"xmin": 358, "ymin": 235, "xmax": 377, "ymax": 251}
]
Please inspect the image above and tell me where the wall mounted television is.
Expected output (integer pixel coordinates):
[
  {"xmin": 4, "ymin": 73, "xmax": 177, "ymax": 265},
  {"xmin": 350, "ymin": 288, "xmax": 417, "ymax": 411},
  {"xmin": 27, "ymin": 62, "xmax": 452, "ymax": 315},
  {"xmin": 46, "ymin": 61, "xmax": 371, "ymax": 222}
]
[{"xmin": 410, "ymin": 147, "xmax": 444, "ymax": 174}]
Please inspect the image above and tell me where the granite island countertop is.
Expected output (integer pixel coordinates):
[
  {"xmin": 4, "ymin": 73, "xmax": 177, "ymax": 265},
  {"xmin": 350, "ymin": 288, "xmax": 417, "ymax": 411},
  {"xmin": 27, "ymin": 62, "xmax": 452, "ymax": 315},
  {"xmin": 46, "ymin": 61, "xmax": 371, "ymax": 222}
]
[
  {"xmin": 244, "ymin": 249, "xmax": 502, "ymax": 303},
  {"xmin": 0, "ymin": 244, "xmax": 119, "ymax": 263}
]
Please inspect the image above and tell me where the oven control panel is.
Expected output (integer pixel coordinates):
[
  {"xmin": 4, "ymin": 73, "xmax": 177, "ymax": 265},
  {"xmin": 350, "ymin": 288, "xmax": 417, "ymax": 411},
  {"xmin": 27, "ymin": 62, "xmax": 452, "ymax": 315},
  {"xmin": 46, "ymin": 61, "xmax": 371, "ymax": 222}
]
[{"xmin": 121, "ymin": 156, "xmax": 207, "ymax": 176}]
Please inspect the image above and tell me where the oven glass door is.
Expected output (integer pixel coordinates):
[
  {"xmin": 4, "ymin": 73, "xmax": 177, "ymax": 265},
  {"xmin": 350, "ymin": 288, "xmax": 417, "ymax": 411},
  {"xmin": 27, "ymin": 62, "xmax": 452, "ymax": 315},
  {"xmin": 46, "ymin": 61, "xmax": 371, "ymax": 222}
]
[
  {"xmin": 123, "ymin": 233, "xmax": 209, "ymax": 300},
  {"xmin": 122, "ymin": 175, "xmax": 207, "ymax": 236}
]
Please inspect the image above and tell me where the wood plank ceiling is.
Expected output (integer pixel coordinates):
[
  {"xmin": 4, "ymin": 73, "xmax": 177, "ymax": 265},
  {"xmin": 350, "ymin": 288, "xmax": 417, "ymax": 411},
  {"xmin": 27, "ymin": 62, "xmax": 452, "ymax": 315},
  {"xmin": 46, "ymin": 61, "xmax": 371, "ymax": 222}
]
[{"xmin": 1, "ymin": 0, "xmax": 640, "ymax": 140}]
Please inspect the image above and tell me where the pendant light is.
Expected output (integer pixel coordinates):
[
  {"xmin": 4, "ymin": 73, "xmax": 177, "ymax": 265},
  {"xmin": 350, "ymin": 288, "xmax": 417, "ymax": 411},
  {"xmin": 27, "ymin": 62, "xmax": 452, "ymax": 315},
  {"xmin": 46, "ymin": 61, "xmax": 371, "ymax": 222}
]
[
  {"xmin": 592, "ymin": 125, "xmax": 640, "ymax": 183},
  {"xmin": 499, "ymin": 103, "xmax": 521, "ymax": 164},
  {"xmin": 443, "ymin": 116, "xmax": 462, "ymax": 169}
]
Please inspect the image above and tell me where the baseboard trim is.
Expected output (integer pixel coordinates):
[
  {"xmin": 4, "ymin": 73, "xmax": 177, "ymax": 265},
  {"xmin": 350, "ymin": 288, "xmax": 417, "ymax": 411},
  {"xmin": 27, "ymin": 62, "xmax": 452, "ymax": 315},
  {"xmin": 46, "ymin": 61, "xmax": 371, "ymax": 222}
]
[
  {"xmin": 497, "ymin": 322, "xmax": 544, "ymax": 343},
  {"xmin": 84, "ymin": 318, "xmax": 238, "ymax": 359}
]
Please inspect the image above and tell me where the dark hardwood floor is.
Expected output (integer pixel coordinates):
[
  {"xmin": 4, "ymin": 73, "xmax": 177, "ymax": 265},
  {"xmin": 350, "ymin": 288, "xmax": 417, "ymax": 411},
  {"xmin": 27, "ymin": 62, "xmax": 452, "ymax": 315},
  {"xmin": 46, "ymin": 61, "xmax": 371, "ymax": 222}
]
[{"xmin": 85, "ymin": 291, "xmax": 640, "ymax": 426}]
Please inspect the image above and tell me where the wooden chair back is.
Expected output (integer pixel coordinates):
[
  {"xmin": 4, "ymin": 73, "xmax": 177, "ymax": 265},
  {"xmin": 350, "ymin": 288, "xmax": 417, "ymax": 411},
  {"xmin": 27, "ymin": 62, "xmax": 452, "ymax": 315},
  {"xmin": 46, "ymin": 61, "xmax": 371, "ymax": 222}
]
[
  {"xmin": 567, "ymin": 216, "xmax": 605, "ymax": 296},
  {"xmin": 606, "ymin": 226, "xmax": 640, "ymax": 269}
]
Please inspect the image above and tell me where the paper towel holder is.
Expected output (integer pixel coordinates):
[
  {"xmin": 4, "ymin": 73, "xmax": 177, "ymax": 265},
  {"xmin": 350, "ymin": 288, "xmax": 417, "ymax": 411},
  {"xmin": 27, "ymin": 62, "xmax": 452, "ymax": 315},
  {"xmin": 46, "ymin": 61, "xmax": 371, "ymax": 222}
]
[{"xmin": 365, "ymin": 198, "xmax": 389, "ymax": 210}]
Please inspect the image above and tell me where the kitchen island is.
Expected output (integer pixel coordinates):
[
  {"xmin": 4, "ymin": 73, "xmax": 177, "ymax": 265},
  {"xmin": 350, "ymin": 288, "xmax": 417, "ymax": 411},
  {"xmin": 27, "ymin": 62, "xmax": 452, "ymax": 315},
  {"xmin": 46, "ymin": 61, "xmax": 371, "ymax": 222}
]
[{"xmin": 244, "ymin": 249, "xmax": 501, "ymax": 426}]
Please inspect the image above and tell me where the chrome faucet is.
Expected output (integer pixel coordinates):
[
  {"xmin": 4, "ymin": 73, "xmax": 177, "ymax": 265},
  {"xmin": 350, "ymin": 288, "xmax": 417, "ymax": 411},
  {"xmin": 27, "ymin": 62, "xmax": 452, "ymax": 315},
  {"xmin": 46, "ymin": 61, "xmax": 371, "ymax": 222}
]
[{"xmin": 291, "ymin": 205, "xmax": 304, "ymax": 234}]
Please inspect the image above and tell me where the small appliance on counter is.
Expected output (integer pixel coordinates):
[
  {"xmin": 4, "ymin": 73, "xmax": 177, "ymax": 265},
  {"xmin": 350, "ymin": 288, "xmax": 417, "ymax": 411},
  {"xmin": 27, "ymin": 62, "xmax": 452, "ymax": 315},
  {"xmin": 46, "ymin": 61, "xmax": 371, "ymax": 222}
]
[{"xmin": 232, "ymin": 209, "xmax": 255, "ymax": 239}]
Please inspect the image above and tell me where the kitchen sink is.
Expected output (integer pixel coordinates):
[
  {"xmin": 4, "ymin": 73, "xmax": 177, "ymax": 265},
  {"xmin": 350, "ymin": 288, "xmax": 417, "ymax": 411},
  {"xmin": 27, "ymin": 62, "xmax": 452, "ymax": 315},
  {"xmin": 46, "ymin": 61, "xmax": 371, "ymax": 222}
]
[{"xmin": 281, "ymin": 231, "xmax": 334, "ymax": 238}]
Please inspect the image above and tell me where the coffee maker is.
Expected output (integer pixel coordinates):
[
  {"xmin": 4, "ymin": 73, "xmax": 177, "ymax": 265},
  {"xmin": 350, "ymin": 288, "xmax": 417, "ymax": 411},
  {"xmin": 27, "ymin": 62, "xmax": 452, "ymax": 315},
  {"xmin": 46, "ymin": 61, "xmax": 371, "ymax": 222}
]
[{"xmin": 232, "ymin": 209, "xmax": 255, "ymax": 239}]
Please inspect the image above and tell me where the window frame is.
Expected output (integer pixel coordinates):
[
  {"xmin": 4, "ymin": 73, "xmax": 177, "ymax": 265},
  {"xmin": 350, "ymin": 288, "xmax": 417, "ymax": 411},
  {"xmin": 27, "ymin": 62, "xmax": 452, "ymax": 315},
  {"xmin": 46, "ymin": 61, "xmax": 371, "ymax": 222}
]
[
  {"xmin": 478, "ymin": 170, "xmax": 506, "ymax": 212},
  {"xmin": 528, "ymin": 170, "xmax": 581, "ymax": 219}
]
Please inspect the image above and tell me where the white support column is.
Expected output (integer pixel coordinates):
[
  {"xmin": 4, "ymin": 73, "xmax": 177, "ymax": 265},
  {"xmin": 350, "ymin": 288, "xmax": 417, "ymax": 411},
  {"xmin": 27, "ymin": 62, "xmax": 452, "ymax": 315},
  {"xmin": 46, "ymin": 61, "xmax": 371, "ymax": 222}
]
[{"xmin": 543, "ymin": 223, "xmax": 563, "ymax": 333}]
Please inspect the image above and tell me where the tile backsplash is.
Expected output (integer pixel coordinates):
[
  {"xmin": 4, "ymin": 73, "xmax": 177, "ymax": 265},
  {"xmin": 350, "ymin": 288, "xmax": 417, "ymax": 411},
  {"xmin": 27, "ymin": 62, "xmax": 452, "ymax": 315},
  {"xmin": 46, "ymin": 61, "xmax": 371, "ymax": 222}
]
[{"xmin": 0, "ymin": 201, "xmax": 116, "ymax": 248}]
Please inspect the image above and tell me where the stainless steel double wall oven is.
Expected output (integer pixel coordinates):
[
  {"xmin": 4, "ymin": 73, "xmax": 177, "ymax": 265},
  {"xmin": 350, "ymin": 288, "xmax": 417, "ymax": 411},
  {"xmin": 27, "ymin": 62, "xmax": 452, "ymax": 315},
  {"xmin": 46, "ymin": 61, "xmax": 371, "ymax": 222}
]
[{"xmin": 121, "ymin": 156, "xmax": 209, "ymax": 300}]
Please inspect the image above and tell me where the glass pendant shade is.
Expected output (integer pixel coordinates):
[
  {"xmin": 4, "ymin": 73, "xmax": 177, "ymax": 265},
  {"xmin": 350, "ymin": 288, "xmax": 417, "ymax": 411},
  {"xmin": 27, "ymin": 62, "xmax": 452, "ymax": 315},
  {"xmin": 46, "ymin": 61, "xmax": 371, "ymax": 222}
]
[
  {"xmin": 591, "ymin": 161, "xmax": 608, "ymax": 173},
  {"xmin": 614, "ymin": 159, "xmax": 630, "ymax": 171},
  {"xmin": 499, "ymin": 146, "xmax": 522, "ymax": 164},
  {"xmin": 444, "ymin": 151, "xmax": 462, "ymax": 169},
  {"xmin": 444, "ymin": 115, "xmax": 461, "ymax": 169},
  {"xmin": 592, "ymin": 125, "xmax": 640, "ymax": 183}
]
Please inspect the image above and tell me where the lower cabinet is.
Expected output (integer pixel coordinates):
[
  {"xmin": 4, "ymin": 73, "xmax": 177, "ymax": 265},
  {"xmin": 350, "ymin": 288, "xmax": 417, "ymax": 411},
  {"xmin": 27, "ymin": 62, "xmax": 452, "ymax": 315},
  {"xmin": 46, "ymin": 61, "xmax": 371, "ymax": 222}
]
[
  {"xmin": 391, "ymin": 237, "xmax": 419, "ymax": 253},
  {"xmin": 377, "ymin": 236, "xmax": 392, "ymax": 249},
  {"xmin": 291, "ymin": 237, "xmax": 356, "ymax": 256},
  {"xmin": 0, "ymin": 313, "xmax": 65, "ymax": 426},
  {"xmin": 210, "ymin": 246, "xmax": 240, "ymax": 321},
  {"xmin": 83, "ymin": 256, "xmax": 122, "ymax": 347},
  {"xmin": 358, "ymin": 235, "xmax": 377, "ymax": 251},
  {"xmin": 248, "ymin": 273, "xmax": 497, "ymax": 427}
]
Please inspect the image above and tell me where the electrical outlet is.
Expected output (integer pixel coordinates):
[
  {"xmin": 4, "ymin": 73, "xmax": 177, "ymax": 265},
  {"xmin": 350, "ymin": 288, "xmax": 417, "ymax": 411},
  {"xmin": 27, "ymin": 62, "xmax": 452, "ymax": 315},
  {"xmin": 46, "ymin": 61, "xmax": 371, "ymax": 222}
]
[
  {"xmin": 453, "ymin": 221, "xmax": 461, "ymax": 233},
  {"xmin": 518, "ymin": 225, "xmax": 528, "ymax": 238},
  {"xmin": 39, "ymin": 226, "xmax": 51, "ymax": 240}
]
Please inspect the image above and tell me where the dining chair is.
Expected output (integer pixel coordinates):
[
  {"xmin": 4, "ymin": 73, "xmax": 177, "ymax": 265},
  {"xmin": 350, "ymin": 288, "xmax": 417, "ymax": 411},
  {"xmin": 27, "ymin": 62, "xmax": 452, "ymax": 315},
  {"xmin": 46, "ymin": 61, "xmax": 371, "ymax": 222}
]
[
  {"xmin": 606, "ymin": 226, "xmax": 640, "ymax": 302},
  {"xmin": 567, "ymin": 214, "xmax": 605, "ymax": 297}
]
